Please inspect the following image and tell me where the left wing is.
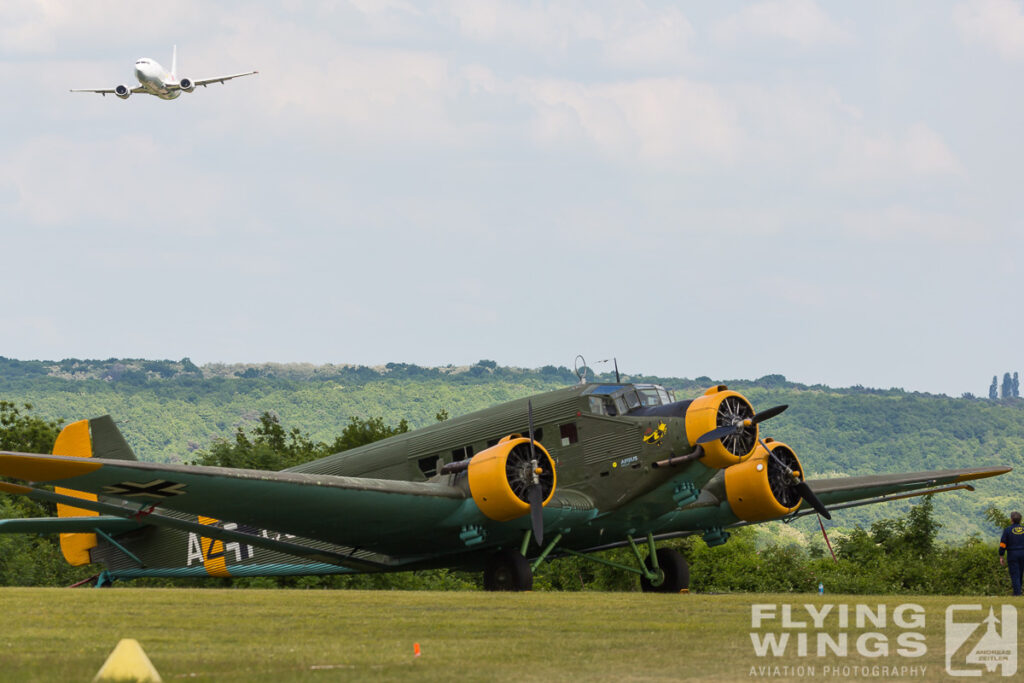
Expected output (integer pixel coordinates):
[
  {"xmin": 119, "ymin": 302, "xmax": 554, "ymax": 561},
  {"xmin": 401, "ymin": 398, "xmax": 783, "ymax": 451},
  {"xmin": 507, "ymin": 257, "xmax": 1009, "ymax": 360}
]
[
  {"xmin": 806, "ymin": 466, "xmax": 1010, "ymax": 508},
  {"xmin": 0, "ymin": 450, "xmax": 468, "ymax": 557},
  {"xmin": 170, "ymin": 71, "xmax": 258, "ymax": 89}
]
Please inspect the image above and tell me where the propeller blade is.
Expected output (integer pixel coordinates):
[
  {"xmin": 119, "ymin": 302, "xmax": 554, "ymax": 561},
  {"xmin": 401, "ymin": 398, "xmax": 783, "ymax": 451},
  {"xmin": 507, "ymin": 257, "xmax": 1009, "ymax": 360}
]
[
  {"xmin": 526, "ymin": 400, "xmax": 545, "ymax": 545},
  {"xmin": 528, "ymin": 400, "xmax": 536, "ymax": 457},
  {"xmin": 696, "ymin": 405, "xmax": 786, "ymax": 446},
  {"xmin": 794, "ymin": 480, "xmax": 831, "ymax": 520},
  {"xmin": 696, "ymin": 424, "xmax": 738, "ymax": 445},
  {"xmin": 752, "ymin": 404, "xmax": 788, "ymax": 425},
  {"xmin": 528, "ymin": 483, "xmax": 544, "ymax": 546}
]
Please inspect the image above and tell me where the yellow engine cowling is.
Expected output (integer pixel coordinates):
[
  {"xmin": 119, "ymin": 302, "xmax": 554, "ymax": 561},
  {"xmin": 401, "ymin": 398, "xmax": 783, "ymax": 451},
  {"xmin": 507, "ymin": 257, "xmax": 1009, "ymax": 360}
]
[
  {"xmin": 467, "ymin": 436, "xmax": 557, "ymax": 522},
  {"xmin": 724, "ymin": 439, "xmax": 804, "ymax": 522},
  {"xmin": 684, "ymin": 385, "xmax": 758, "ymax": 468}
]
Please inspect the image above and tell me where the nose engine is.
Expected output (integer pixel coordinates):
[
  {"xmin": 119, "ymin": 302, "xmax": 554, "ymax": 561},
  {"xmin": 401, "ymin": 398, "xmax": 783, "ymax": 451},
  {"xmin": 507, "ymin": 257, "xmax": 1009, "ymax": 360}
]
[
  {"xmin": 684, "ymin": 386, "xmax": 758, "ymax": 467},
  {"xmin": 724, "ymin": 439, "xmax": 804, "ymax": 522}
]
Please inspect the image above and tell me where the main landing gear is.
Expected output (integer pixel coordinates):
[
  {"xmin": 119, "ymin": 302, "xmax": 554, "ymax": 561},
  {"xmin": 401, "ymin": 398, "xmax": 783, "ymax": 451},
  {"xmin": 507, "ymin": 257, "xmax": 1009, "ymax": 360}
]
[
  {"xmin": 483, "ymin": 549, "xmax": 533, "ymax": 591},
  {"xmin": 481, "ymin": 532, "xmax": 690, "ymax": 593},
  {"xmin": 640, "ymin": 548, "xmax": 689, "ymax": 593}
]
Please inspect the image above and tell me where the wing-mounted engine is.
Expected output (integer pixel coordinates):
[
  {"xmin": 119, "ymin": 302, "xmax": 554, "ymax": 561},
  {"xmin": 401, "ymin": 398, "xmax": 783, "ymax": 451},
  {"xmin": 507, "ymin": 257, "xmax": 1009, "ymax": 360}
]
[
  {"xmin": 467, "ymin": 436, "xmax": 556, "ymax": 522},
  {"xmin": 684, "ymin": 386, "xmax": 758, "ymax": 468},
  {"xmin": 723, "ymin": 439, "xmax": 803, "ymax": 522},
  {"xmin": 114, "ymin": 85, "xmax": 131, "ymax": 99},
  {"xmin": 178, "ymin": 78, "xmax": 195, "ymax": 93}
]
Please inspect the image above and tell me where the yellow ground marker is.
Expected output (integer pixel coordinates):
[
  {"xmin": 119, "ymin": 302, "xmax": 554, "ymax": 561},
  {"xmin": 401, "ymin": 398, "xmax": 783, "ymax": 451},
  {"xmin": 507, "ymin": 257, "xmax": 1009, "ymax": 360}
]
[{"xmin": 93, "ymin": 638, "xmax": 162, "ymax": 683}]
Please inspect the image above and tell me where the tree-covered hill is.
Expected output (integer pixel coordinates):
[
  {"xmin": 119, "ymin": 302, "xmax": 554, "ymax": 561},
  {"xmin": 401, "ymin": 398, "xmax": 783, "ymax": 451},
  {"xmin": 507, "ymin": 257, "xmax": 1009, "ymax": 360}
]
[{"xmin": 1, "ymin": 357, "xmax": 1021, "ymax": 540}]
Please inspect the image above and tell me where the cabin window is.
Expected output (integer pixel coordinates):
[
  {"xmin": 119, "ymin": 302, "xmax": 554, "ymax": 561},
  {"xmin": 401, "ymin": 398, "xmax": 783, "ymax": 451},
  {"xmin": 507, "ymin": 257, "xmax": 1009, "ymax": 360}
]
[
  {"xmin": 417, "ymin": 455, "xmax": 439, "ymax": 478},
  {"xmin": 624, "ymin": 390, "xmax": 641, "ymax": 410},
  {"xmin": 588, "ymin": 397, "xmax": 604, "ymax": 415},
  {"xmin": 560, "ymin": 423, "xmax": 578, "ymax": 447},
  {"xmin": 614, "ymin": 397, "xmax": 627, "ymax": 415},
  {"xmin": 452, "ymin": 445, "xmax": 474, "ymax": 461},
  {"xmin": 658, "ymin": 388, "xmax": 672, "ymax": 405},
  {"xmin": 638, "ymin": 388, "xmax": 662, "ymax": 407}
]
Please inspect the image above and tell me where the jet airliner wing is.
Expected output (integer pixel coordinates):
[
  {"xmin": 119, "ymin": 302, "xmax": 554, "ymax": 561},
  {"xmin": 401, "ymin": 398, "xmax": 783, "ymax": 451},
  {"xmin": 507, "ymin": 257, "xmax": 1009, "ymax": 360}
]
[
  {"xmin": 171, "ymin": 70, "xmax": 259, "ymax": 89},
  {"xmin": 70, "ymin": 87, "xmax": 146, "ymax": 96}
]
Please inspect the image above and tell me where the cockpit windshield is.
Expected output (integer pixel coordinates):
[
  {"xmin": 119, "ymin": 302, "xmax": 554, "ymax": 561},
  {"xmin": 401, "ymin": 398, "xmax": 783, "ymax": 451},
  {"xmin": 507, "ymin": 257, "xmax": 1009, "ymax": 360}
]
[{"xmin": 585, "ymin": 384, "xmax": 675, "ymax": 416}]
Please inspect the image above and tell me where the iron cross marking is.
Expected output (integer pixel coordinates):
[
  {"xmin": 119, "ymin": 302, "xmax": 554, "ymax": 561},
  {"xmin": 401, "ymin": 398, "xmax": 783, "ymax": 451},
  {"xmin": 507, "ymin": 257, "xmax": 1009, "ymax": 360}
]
[{"xmin": 103, "ymin": 479, "xmax": 187, "ymax": 500}]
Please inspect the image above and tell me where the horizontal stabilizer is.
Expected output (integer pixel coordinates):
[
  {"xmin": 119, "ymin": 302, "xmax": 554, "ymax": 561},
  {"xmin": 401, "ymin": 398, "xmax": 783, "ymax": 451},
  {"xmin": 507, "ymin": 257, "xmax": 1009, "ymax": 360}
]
[
  {"xmin": 0, "ymin": 516, "xmax": 141, "ymax": 535},
  {"xmin": 1, "ymin": 481, "xmax": 394, "ymax": 572}
]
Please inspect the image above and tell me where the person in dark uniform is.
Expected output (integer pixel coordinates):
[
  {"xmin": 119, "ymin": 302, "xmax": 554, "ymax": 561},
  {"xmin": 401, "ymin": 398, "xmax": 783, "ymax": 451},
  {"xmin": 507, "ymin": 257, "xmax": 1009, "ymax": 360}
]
[{"xmin": 999, "ymin": 511, "xmax": 1024, "ymax": 596}]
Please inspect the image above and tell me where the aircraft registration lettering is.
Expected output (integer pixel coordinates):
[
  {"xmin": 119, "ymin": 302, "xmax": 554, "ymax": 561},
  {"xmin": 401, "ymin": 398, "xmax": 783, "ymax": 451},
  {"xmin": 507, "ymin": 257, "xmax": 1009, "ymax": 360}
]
[{"xmin": 185, "ymin": 517, "xmax": 256, "ymax": 576}]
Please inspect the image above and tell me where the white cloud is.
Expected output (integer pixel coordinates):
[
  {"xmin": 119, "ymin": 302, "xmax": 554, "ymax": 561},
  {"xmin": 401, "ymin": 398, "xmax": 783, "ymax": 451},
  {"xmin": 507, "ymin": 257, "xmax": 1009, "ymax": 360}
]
[
  {"xmin": 953, "ymin": 0, "xmax": 1024, "ymax": 60},
  {"xmin": 839, "ymin": 205, "xmax": 985, "ymax": 243},
  {"xmin": 0, "ymin": 134, "xmax": 223, "ymax": 230},
  {"xmin": 830, "ymin": 123, "xmax": 963, "ymax": 184},
  {"xmin": 443, "ymin": 0, "xmax": 695, "ymax": 70},
  {"xmin": 518, "ymin": 76, "xmax": 740, "ymax": 164},
  {"xmin": 713, "ymin": 0, "xmax": 853, "ymax": 48},
  {"xmin": 0, "ymin": 1, "xmax": 210, "ymax": 54}
]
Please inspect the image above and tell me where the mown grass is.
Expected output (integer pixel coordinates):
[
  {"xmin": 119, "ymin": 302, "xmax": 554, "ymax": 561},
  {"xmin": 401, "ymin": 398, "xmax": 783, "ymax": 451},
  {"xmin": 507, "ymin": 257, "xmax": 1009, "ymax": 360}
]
[{"xmin": 0, "ymin": 589, "xmax": 1017, "ymax": 681}]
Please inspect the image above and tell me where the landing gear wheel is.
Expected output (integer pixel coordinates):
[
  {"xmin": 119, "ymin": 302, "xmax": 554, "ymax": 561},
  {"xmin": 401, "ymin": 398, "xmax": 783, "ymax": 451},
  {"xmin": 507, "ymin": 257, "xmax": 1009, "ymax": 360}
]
[
  {"xmin": 483, "ymin": 549, "xmax": 533, "ymax": 591},
  {"xmin": 640, "ymin": 548, "xmax": 689, "ymax": 593}
]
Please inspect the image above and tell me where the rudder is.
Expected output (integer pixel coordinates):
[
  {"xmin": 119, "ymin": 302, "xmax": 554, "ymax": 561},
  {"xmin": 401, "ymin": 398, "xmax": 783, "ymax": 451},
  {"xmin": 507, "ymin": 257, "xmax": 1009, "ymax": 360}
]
[{"xmin": 54, "ymin": 416, "xmax": 137, "ymax": 565}]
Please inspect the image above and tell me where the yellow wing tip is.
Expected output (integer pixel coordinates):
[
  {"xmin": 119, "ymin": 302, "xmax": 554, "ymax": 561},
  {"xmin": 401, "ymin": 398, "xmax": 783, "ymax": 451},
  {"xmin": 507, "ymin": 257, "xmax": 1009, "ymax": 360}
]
[
  {"xmin": 0, "ymin": 481, "xmax": 33, "ymax": 495},
  {"xmin": 0, "ymin": 452, "xmax": 103, "ymax": 483},
  {"xmin": 955, "ymin": 466, "xmax": 1013, "ymax": 483}
]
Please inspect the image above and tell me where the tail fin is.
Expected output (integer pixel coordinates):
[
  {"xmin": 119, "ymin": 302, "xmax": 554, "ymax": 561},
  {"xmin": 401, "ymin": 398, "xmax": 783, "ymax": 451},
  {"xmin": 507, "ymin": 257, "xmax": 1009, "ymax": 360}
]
[
  {"xmin": 171, "ymin": 45, "xmax": 177, "ymax": 80},
  {"xmin": 54, "ymin": 416, "xmax": 137, "ymax": 565}
]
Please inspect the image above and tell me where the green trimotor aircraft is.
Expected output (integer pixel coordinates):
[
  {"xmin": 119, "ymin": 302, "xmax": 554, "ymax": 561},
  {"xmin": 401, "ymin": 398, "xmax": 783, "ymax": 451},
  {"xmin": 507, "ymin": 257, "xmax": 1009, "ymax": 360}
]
[{"xmin": 0, "ymin": 381, "xmax": 1010, "ymax": 590}]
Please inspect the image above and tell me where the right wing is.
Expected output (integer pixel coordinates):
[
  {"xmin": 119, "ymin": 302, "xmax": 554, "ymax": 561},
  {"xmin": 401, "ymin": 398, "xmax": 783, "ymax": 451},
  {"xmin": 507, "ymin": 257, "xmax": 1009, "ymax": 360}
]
[{"xmin": 70, "ymin": 87, "xmax": 145, "ymax": 96}]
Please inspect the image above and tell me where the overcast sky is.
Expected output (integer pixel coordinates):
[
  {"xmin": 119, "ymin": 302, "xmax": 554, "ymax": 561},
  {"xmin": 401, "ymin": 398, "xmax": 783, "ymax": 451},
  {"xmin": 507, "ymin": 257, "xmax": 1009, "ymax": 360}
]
[{"xmin": 1, "ymin": 1, "xmax": 1022, "ymax": 396}]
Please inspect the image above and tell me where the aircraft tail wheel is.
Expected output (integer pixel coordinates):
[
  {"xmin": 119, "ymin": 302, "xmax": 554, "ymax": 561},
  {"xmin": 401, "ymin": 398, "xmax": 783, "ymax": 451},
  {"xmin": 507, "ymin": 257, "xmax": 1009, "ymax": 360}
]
[
  {"xmin": 483, "ymin": 549, "xmax": 533, "ymax": 591},
  {"xmin": 640, "ymin": 548, "xmax": 689, "ymax": 593}
]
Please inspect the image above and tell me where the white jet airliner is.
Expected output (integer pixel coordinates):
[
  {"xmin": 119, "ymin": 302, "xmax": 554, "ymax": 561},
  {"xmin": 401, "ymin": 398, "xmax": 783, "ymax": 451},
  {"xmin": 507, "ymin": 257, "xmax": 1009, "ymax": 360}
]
[{"xmin": 71, "ymin": 47, "xmax": 257, "ymax": 100}]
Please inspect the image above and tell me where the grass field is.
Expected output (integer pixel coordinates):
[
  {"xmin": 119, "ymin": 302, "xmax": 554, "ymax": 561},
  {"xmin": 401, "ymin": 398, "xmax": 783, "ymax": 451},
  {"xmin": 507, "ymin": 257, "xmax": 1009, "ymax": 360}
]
[{"xmin": 0, "ymin": 588, "xmax": 1017, "ymax": 681}]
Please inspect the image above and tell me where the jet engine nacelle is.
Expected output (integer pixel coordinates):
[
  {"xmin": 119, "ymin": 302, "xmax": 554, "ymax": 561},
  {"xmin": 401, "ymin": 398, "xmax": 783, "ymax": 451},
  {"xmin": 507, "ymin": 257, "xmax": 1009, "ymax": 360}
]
[
  {"xmin": 467, "ymin": 436, "xmax": 556, "ymax": 522},
  {"xmin": 685, "ymin": 385, "xmax": 758, "ymax": 468},
  {"xmin": 114, "ymin": 85, "xmax": 131, "ymax": 99},
  {"xmin": 178, "ymin": 78, "xmax": 195, "ymax": 93},
  {"xmin": 723, "ymin": 439, "xmax": 804, "ymax": 522}
]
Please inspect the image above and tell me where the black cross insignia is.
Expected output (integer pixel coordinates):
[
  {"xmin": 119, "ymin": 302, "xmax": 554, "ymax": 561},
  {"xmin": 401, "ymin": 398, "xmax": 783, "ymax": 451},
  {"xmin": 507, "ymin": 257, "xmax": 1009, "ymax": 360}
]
[{"xmin": 102, "ymin": 479, "xmax": 187, "ymax": 500}]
